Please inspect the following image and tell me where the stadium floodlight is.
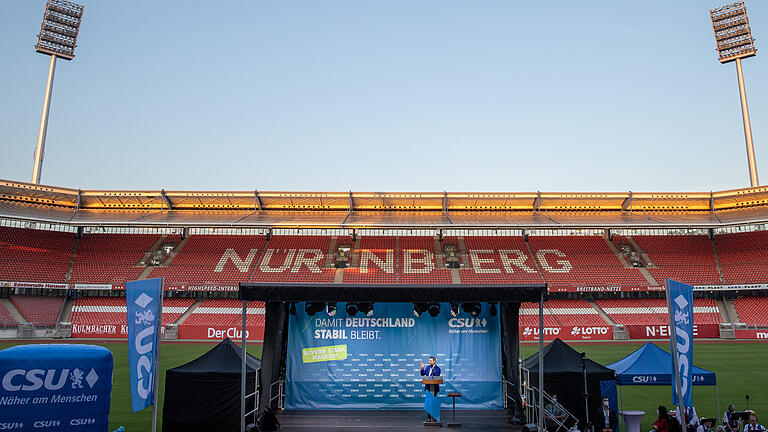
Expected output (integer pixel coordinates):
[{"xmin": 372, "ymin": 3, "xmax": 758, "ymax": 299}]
[
  {"xmin": 31, "ymin": 0, "xmax": 84, "ymax": 184},
  {"xmin": 711, "ymin": 1, "xmax": 759, "ymax": 186}
]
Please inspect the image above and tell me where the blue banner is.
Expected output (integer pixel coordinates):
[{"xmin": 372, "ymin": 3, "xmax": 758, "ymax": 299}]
[
  {"xmin": 285, "ymin": 302, "xmax": 502, "ymax": 409},
  {"xmin": 666, "ymin": 279, "xmax": 694, "ymax": 407},
  {"xmin": 127, "ymin": 278, "xmax": 162, "ymax": 413},
  {"xmin": 0, "ymin": 344, "xmax": 113, "ymax": 432},
  {"xmin": 425, "ymin": 390, "xmax": 441, "ymax": 421}
]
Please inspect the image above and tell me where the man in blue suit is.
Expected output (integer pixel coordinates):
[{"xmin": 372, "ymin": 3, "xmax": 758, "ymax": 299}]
[{"xmin": 420, "ymin": 356, "xmax": 441, "ymax": 422}]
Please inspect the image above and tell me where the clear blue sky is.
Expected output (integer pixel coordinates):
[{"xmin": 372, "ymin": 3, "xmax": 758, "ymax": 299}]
[{"xmin": 1, "ymin": 1, "xmax": 766, "ymax": 192}]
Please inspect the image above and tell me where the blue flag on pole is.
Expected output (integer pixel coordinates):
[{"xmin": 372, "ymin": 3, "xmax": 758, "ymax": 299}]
[
  {"xmin": 425, "ymin": 390, "xmax": 441, "ymax": 422},
  {"xmin": 127, "ymin": 278, "xmax": 163, "ymax": 412},
  {"xmin": 666, "ymin": 279, "xmax": 694, "ymax": 407}
]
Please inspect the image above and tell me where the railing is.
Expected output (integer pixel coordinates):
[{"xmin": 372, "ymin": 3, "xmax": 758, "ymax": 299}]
[
  {"xmin": 502, "ymin": 379, "xmax": 517, "ymax": 410},
  {"xmin": 269, "ymin": 380, "xmax": 285, "ymax": 410},
  {"xmin": 244, "ymin": 368, "xmax": 260, "ymax": 426},
  {"xmin": 245, "ymin": 378, "xmax": 284, "ymax": 429},
  {"xmin": 520, "ymin": 367, "xmax": 581, "ymax": 432}
]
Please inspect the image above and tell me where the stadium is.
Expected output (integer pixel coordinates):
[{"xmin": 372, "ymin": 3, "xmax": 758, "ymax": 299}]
[
  {"xmin": 1, "ymin": 179, "xmax": 768, "ymax": 430},
  {"xmin": 2, "ymin": 1, "xmax": 768, "ymax": 432}
]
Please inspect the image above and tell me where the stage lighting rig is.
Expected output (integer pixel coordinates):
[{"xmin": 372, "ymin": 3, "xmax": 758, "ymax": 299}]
[
  {"xmin": 427, "ymin": 303, "xmax": 441, "ymax": 317},
  {"xmin": 711, "ymin": 1, "xmax": 760, "ymax": 186},
  {"xmin": 413, "ymin": 303, "xmax": 428, "ymax": 317},
  {"xmin": 462, "ymin": 303, "xmax": 481, "ymax": 317},
  {"xmin": 32, "ymin": 0, "xmax": 85, "ymax": 184},
  {"xmin": 305, "ymin": 302, "xmax": 325, "ymax": 316},
  {"xmin": 346, "ymin": 303, "xmax": 359, "ymax": 316},
  {"xmin": 450, "ymin": 303, "xmax": 460, "ymax": 317},
  {"xmin": 358, "ymin": 303, "xmax": 374, "ymax": 317},
  {"xmin": 327, "ymin": 302, "xmax": 337, "ymax": 317}
]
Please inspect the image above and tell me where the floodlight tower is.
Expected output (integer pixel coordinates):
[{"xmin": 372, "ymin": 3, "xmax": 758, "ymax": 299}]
[
  {"xmin": 31, "ymin": 0, "xmax": 84, "ymax": 184},
  {"xmin": 710, "ymin": 1, "xmax": 759, "ymax": 186}
]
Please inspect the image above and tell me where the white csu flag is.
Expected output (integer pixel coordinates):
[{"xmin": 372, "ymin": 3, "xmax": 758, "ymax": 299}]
[
  {"xmin": 666, "ymin": 279, "xmax": 694, "ymax": 407},
  {"xmin": 127, "ymin": 278, "xmax": 163, "ymax": 412}
]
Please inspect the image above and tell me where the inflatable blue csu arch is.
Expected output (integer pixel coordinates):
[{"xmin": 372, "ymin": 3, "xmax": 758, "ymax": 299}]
[{"xmin": 0, "ymin": 344, "xmax": 113, "ymax": 432}]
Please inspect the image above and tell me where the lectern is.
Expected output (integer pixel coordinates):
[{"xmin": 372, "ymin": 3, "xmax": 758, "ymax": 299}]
[{"xmin": 422, "ymin": 377, "xmax": 444, "ymax": 427}]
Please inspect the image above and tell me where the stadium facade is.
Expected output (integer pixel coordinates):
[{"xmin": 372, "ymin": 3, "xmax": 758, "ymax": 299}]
[{"xmin": 0, "ymin": 178, "xmax": 767, "ymax": 343}]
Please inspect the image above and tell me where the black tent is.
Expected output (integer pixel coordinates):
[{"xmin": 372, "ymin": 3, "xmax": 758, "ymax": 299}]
[
  {"xmin": 522, "ymin": 338, "xmax": 615, "ymax": 428},
  {"xmin": 162, "ymin": 338, "xmax": 261, "ymax": 432}
]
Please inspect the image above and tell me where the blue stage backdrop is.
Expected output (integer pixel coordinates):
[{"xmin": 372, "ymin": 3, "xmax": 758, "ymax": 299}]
[{"xmin": 285, "ymin": 302, "xmax": 503, "ymax": 409}]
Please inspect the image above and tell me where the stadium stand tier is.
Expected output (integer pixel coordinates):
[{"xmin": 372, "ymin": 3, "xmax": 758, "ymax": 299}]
[
  {"xmin": 0, "ymin": 226, "xmax": 74, "ymax": 283},
  {"xmin": 3, "ymin": 230, "xmax": 768, "ymax": 288},
  {"xmin": 70, "ymin": 296, "xmax": 197, "ymax": 328},
  {"xmin": 3, "ymin": 226, "xmax": 768, "ymax": 339},
  {"xmin": 10, "ymin": 294, "xmax": 64, "ymax": 326},
  {"xmin": 527, "ymin": 236, "xmax": 648, "ymax": 288},
  {"xmin": 250, "ymin": 235, "xmax": 335, "ymax": 283},
  {"xmin": 520, "ymin": 299, "xmax": 607, "ymax": 327},
  {"xmin": 397, "ymin": 236, "xmax": 451, "ymax": 284},
  {"xmin": 181, "ymin": 298, "xmax": 265, "ymax": 328},
  {"xmin": 0, "ymin": 302, "xmax": 18, "ymax": 327},
  {"xmin": 715, "ymin": 231, "xmax": 768, "ymax": 284},
  {"xmin": 457, "ymin": 236, "xmax": 545, "ymax": 285},
  {"xmin": 149, "ymin": 235, "xmax": 263, "ymax": 286},
  {"xmin": 343, "ymin": 236, "xmax": 398, "ymax": 284},
  {"xmin": 733, "ymin": 296, "xmax": 768, "ymax": 326},
  {"xmin": 632, "ymin": 235, "xmax": 722, "ymax": 286},
  {"xmin": 69, "ymin": 233, "xmax": 169, "ymax": 285}
]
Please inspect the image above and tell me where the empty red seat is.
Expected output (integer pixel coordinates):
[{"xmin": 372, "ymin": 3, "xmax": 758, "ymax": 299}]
[
  {"xmin": 0, "ymin": 226, "xmax": 74, "ymax": 282},
  {"xmin": 716, "ymin": 232, "xmax": 768, "ymax": 284},
  {"xmin": 0, "ymin": 302, "xmax": 18, "ymax": 327},
  {"xmin": 632, "ymin": 235, "xmax": 721, "ymax": 286},
  {"xmin": 10, "ymin": 295, "xmax": 65, "ymax": 326},
  {"xmin": 733, "ymin": 296, "xmax": 768, "ymax": 326}
]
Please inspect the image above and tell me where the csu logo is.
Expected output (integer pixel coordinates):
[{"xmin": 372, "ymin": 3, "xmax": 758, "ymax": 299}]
[
  {"xmin": 2, "ymin": 368, "xmax": 98, "ymax": 392},
  {"xmin": 70, "ymin": 418, "xmax": 96, "ymax": 426},
  {"xmin": 133, "ymin": 292, "xmax": 156, "ymax": 401},
  {"xmin": 631, "ymin": 375, "xmax": 657, "ymax": 383},
  {"xmin": 448, "ymin": 318, "xmax": 488, "ymax": 328},
  {"xmin": 0, "ymin": 423, "xmax": 24, "ymax": 430}
]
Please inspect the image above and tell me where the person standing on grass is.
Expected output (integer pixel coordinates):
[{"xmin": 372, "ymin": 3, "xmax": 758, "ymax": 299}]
[
  {"xmin": 595, "ymin": 397, "xmax": 618, "ymax": 432},
  {"xmin": 654, "ymin": 406, "xmax": 670, "ymax": 432}
]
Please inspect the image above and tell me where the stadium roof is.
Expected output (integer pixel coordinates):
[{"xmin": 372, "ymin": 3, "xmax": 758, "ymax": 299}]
[{"xmin": 2, "ymin": 178, "xmax": 768, "ymax": 229}]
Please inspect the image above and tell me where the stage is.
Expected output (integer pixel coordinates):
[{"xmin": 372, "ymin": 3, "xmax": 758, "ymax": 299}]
[{"xmin": 276, "ymin": 409, "xmax": 524, "ymax": 431}]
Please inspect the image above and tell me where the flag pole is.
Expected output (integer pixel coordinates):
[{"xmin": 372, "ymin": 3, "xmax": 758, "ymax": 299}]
[
  {"xmin": 665, "ymin": 279, "xmax": 687, "ymax": 429},
  {"xmin": 151, "ymin": 278, "xmax": 164, "ymax": 432}
]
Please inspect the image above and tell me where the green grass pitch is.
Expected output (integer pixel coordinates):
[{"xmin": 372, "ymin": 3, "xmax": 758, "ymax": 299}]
[{"xmin": 1, "ymin": 341, "xmax": 765, "ymax": 432}]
